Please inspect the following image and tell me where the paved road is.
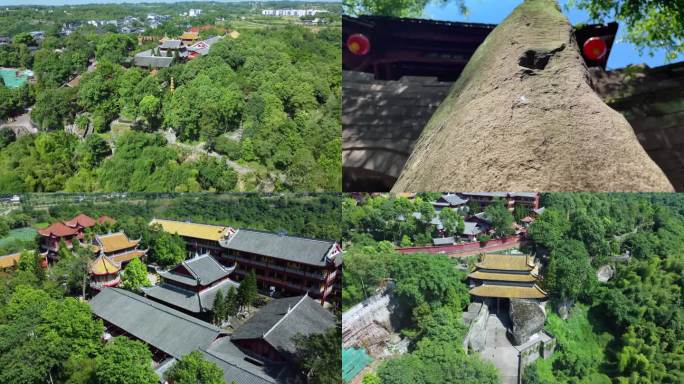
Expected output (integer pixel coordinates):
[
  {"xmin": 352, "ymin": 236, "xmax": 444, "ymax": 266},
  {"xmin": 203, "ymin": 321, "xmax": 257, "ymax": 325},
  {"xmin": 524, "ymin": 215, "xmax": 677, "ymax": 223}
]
[
  {"xmin": 0, "ymin": 111, "xmax": 37, "ymax": 136},
  {"xmin": 480, "ymin": 314, "xmax": 518, "ymax": 384}
]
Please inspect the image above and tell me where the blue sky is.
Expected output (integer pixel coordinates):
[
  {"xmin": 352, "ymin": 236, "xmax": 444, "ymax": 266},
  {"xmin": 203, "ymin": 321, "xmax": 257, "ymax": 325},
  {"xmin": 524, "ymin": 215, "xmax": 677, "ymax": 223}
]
[{"xmin": 424, "ymin": 0, "xmax": 684, "ymax": 69}]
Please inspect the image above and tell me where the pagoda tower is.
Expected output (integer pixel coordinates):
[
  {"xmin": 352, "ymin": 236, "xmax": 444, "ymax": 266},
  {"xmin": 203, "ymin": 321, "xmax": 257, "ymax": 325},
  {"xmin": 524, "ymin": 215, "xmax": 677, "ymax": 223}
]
[
  {"xmin": 468, "ymin": 253, "xmax": 547, "ymax": 312},
  {"xmin": 89, "ymin": 254, "xmax": 121, "ymax": 292}
]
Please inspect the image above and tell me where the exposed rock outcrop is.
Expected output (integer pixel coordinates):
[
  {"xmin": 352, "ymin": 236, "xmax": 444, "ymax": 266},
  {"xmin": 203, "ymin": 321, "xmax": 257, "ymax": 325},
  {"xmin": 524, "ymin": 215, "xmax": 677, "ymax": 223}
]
[
  {"xmin": 463, "ymin": 302, "xmax": 489, "ymax": 352},
  {"xmin": 597, "ymin": 264, "xmax": 615, "ymax": 282},
  {"xmin": 391, "ymin": 0, "xmax": 673, "ymax": 192},
  {"xmin": 509, "ymin": 298, "xmax": 545, "ymax": 345}
]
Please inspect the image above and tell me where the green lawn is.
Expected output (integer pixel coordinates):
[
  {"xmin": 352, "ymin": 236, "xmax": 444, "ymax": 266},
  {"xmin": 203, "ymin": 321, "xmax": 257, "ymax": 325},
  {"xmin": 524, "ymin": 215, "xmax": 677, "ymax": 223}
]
[{"xmin": 0, "ymin": 227, "xmax": 37, "ymax": 248}]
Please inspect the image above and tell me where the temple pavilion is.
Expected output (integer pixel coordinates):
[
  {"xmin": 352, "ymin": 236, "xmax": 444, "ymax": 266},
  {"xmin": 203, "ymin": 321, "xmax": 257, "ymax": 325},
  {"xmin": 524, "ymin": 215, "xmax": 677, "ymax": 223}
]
[
  {"xmin": 89, "ymin": 255, "xmax": 122, "ymax": 292},
  {"xmin": 93, "ymin": 232, "xmax": 147, "ymax": 266},
  {"xmin": 468, "ymin": 253, "xmax": 547, "ymax": 311}
]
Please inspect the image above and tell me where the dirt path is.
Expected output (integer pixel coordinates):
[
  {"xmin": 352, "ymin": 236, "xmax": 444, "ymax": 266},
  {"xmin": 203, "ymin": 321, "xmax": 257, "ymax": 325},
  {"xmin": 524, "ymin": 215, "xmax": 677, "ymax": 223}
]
[{"xmin": 168, "ymin": 135, "xmax": 254, "ymax": 175}]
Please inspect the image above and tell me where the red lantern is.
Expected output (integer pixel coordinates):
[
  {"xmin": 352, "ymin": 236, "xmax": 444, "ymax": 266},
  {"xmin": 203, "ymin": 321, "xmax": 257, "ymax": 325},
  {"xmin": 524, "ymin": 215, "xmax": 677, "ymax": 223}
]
[
  {"xmin": 347, "ymin": 33, "xmax": 371, "ymax": 56},
  {"xmin": 583, "ymin": 37, "xmax": 607, "ymax": 61}
]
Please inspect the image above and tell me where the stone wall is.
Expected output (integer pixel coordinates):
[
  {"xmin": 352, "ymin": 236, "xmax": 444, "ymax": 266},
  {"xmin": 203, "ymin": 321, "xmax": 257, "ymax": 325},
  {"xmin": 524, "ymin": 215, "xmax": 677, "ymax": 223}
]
[
  {"xmin": 342, "ymin": 71, "xmax": 451, "ymax": 191},
  {"xmin": 515, "ymin": 331, "xmax": 556, "ymax": 383},
  {"xmin": 590, "ymin": 62, "xmax": 684, "ymax": 190},
  {"xmin": 342, "ymin": 284, "xmax": 399, "ymax": 352}
]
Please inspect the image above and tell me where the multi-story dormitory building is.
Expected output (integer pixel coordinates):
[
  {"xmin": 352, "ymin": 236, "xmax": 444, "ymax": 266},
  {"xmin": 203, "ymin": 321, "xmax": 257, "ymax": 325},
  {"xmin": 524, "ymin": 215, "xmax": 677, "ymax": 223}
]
[{"xmin": 149, "ymin": 219, "xmax": 342, "ymax": 305}]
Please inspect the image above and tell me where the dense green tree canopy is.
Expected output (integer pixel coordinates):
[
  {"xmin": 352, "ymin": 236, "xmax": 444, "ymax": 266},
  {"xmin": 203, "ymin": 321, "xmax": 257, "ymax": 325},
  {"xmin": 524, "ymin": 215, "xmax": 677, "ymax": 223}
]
[
  {"xmin": 294, "ymin": 325, "xmax": 342, "ymax": 384},
  {"xmin": 94, "ymin": 337, "xmax": 158, "ymax": 384},
  {"xmin": 165, "ymin": 350, "xmax": 226, "ymax": 384},
  {"xmin": 524, "ymin": 193, "xmax": 684, "ymax": 384},
  {"xmin": 483, "ymin": 199, "xmax": 515, "ymax": 237},
  {"xmin": 544, "ymin": 239, "xmax": 596, "ymax": 303},
  {"xmin": 0, "ymin": 285, "xmax": 104, "ymax": 384},
  {"xmin": 439, "ymin": 208, "xmax": 465, "ymax": 237},
  {"xmin": 0, "ymin": 6, "xmax": 340, "ymax": 192},
  {"xmin": 120, "ymin": 258, "xmax": 151, "ymax": 292},
  {"xmin": 148, "ymin": 226, "xmax": 186, "ymax": 267}
]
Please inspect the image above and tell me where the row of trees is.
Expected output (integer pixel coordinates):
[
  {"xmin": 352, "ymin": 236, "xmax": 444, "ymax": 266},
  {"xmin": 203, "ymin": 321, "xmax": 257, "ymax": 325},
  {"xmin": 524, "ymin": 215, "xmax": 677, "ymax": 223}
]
[
  {"xmin": 38, "ymin": 192, "xmax": 341, "ymax": 241},
  {"xmin": 0, "ymin": 131, "xmax": 239, "ymax": 192},
  {"xmin": 212, "ymin": 270, "xmax": 257, "ymax": 325}
]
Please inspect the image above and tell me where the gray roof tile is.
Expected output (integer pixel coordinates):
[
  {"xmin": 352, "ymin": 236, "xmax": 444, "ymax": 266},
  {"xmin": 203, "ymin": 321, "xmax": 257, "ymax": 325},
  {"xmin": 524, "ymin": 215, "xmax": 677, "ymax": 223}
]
[
  {"xmin": 201, "ymin": 337, "xmax": 293, "ymax": 384},
  {"xmin": 232, "ymin": 296, "xmax": 335, "ymax": 356},
  {"xmin": 89, "ymin": 287, "xmax": 222, "ymax": 358},
  {"xmin": 432, "ymin": 237, "xmax": 455, "ymax": 245},
  {"xmin": 133, "ymin": 51, "xmax": 173, "ymax": 68},
  {"xmin": 143, "ymin": 277, "xmax": 239, "ymax": 313},
  {"xmin": 183, "ymin": 254, "xmax": 234, "ymax": 285},
  {"xmin": 223, "ymin": 230, "xmax": 336, "ymax": 267},
  {"xmin": 440, "ymin": 194, "xmax": 468, "ymax": 206},
  {"xmin": 463, "ymin": 221, "xmax": 483, "ymax": 236}
]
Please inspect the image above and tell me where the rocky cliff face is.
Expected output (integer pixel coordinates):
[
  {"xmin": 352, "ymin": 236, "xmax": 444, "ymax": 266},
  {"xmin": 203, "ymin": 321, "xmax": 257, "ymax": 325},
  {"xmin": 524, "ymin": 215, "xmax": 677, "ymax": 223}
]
[
  {"xmin": 509, "ymin": 298, "xmax": 545, "ymax": 345},
  {"xmin": 390, "ymin": 0, "xmax": 673, "ymax": 192}
]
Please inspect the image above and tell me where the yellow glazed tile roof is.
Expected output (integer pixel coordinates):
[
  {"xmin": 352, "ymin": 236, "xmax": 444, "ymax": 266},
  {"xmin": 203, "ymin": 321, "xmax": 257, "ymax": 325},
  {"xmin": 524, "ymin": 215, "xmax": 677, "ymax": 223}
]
[
  {"xmin": 111, "ymin": 250, "xmax": 146, "ymax": 264},
  {"xmin": 97, "ymin": 233, "xmax": 140, "ymax": 253},
  {"xmin": 89, "ymin": 255, "xmax": 120, "ymax": 275},
  {"xmin": 476, "ymin": 254, "xmax": 534, "ymax": 271},
  {"xmin": 181, "ymin": 31, "xmax": 198, "ymax": 40},
  {"xmin": 468, "ymin": 270, "xmax": 537, "ymax": 282},
  {"xmin": 0, "ymin": 252, "xmax": 21, "ymax": 269},
  {"xmin": 469, "ymin": 284, "xmax": 547, "ymax": 299},
  {"xmin": 150, "ymin": 219, "xmax": 227, "ymax": 241}
]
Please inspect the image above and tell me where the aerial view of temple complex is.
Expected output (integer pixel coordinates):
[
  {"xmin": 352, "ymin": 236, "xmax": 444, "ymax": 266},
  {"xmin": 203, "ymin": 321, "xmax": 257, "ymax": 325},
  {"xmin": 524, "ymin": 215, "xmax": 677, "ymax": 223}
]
[
  {"xmin": 0, "ymin": 207, "xmax": 340, "ymax": 384},
  {"xmin": 342, "ymin": 192, "xmax": 556, "ymax": 384}
]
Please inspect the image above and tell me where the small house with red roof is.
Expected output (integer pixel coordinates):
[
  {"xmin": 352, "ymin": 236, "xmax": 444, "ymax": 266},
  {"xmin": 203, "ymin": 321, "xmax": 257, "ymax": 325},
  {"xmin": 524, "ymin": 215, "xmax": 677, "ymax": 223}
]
[
  {"xmin": 64, "ymin": 213, "xmax": 97, "ymax": 230},
  {"xmin": 39, "ymin": 213, "xmax": 120, "ymax": 260},
  {"xmin": 38, "ymin": 221, "xmax": 82, "ymax": 256}
]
